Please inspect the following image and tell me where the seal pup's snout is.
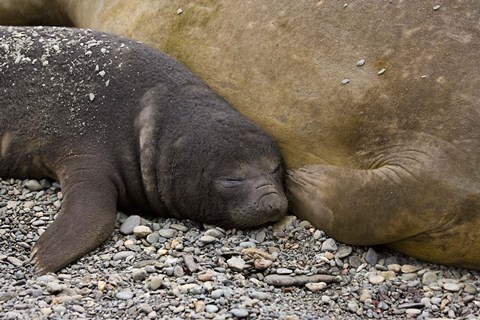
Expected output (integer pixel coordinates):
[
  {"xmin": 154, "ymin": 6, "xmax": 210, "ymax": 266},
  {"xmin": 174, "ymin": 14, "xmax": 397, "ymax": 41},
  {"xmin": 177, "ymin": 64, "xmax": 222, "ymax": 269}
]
[
  {"xmin": 256, "ymin": 184, "xmax": 288, "ymax": 222},
  {"xmin": 210, "ymin": 173, "xmax": 287, "ymax": 228}
]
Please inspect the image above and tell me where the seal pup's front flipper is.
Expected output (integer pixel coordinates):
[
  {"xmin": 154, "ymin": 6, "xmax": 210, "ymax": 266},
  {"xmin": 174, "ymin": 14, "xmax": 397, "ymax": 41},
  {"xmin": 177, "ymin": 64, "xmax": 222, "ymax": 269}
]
[{"xmin": 32, "ymin": 156, "xmax": 119, "ymax": 274}]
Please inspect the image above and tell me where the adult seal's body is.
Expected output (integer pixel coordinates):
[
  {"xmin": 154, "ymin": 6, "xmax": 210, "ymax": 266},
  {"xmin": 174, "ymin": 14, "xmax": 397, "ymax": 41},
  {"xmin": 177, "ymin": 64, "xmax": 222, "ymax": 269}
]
[
  {"xmin": 0, "ymin": 26, "xmax": 287, "ymax": 273},
  {"xmin": 1, "ymin": 1, "xmax": 480, "ymax": 270}
]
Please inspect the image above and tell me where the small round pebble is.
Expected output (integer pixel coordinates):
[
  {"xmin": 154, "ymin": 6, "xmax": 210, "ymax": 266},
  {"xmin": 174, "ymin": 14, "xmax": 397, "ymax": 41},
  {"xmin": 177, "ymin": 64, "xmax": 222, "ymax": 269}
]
[
  {"xmin": 116, "ymin": 291, "xmax": 133, "ymax": 300},
  {"xmin": 230, "ymin": 308, "xmax": 249, "ymax": 318},
  {"xmin": 443, "ymin": 282, "xmax": 460, "ymax": 292},
  {"xmin": 321, "ymin": 238, "xmax": 337, "ymax": 252},
  {"xmin": 405, "ymin": 308, "xmax": 422, "ymax": 316},
  {"xmin": 227, "ymin": 256, "xmax": 246, "ymax": 272},
  {"xmin": 305, "ymin": 282, "xmax": 327, "ymax": 292},
  {"xmin": 205, "ymin": 305, "xmax": 219, "ymax": 313},
  {"xmin": 133, "ymin": 225, "xmax": 152, "ymax": 237},
  {"xmin": 277, "ymin": 268, "xmax": 293, "ymax": 275},
  {"xmin": 368, "ymin": 275, "xmax": 385, "ymax": 285},
  {"xmin": 199, "ymin": 235, "xmax": 217, "ymax": 243},
  {"xmin": 120, "ymin": 215, "xmax": 142, "ymax": 235},
  {"xmin": 158, "ymin": 228, "xmax": 176, "ymax": 238},
  {"xmin": 112, "ymin": 251, "xmax": 135, "ymax": 261}
]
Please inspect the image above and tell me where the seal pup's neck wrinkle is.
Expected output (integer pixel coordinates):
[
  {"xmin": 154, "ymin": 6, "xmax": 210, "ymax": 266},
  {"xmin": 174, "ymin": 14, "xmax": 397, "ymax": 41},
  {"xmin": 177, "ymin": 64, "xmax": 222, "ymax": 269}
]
[
  {"xmin": 1, "ymin": 131, "xmax": 13, "ymax": 158},
  {"xmin": 135, "ymin": 90, "xmax": 164, "ymax": 215}
]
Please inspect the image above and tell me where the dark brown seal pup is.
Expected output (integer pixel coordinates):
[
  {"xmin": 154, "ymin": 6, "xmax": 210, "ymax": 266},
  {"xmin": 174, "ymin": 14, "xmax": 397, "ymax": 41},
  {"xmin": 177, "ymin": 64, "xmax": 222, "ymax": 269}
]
[{"xmin": 0, "ymin": 26, "xmax": 287, "ymax": 274}]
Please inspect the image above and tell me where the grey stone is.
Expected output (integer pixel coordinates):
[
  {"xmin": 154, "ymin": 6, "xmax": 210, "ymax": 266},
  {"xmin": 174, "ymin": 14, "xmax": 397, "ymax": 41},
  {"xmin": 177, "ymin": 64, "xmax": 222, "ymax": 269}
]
[
  {"xmin": 365, "ymin": 247, "xmax": 378, "ymax": 265},
  {"xmin": 148, "ymin": 276, "xmax": 163, "ymax": 290},
  {"xmin": 146, "ymin": 232, "xmax": 160, "ymax": 244},
  {"xmin": 133, "ymin": 225, "xmax": 152, "ymax": 237},
  {"xmin": 305, "ymin": 282, "xmax": 327, "ymax": 292},
  {"xmin": 204, "ymin": 229, "xmax": 225, "ymax": 238},
  {"xmin": 348, "ymin": 301, "xmax": 360, "ymax": 312},
  {"xmin": 405, "ymin": 308, "xmax": 421, "ymax": 316},
  {"xmin": 71, "ymin": 305, "xmax": 86, "ymax": 313},
  {"xmin": 211, "ymin": 289, "xmax": 224, "ymax": 299},
  {"xmin": 6, "ymin": 257, "xmax": 23, "ymax": 267},
  {"xmin": 139, "ymin": 303, "xmax": 153, "ymax": 314},
  {"xmin": 377, "ymin": 301, "xmax": 389, "ymax": 310},
  {"xmin": 120, "ymin": 215, "xmax": 142, "ymax": 235},
  {"xmin": 277, "ymin": 268, "xmax": 293, "ymax": 275},
  {"xmin": 227, "ymin": 256, "xmax": 246, "ymax": 272},
  {"xmin": 170, "ymin": 224, "xmax": 188, "ymax": 232},
  {"xmin": 264, "ymin": 274, "xmax": 338, "ymax": 287},
  {"xmin": 231, "ymin": 308, "xmax": 249, "ymax": 318},
  {"xmin": 255, "ymin": 231, "xmax": 267, "ymax": 242},
  {"xmin": 112, "ymin": 251, "xmax": 135, "ymax": 261},
  {"xmin": 205, "ymin": 305, "xmax": 219, "ymax": 313},
  {"xmin": 0, "ymin": 292, "xmax": 15, "ymax": 302},
  {"xmin": 116, "ymin": 291, "xmax": 133, "ymax": 300},
  {"xmin": 443, "ymin": 282, "xmax": 461, "ymax": 292},
  {"xmin": 46, "ymin": 282, "xmax": 64, "ymax": 294},
  {"xmin": 5, "ymin": 312, "xmax": 22, "ymax": 319},
  {"xmin": 421, "ymin": 271, "xmax": 438, "ymax": 285},
  {"xmin": 183, "ymin": 254, "xmax": 197, "ymax": 273},
  {"xmin": 36, "ymin": 275, "xmax": 57, "ymax": 283},
  {"xmin": 336, "ymin": 246, "xmax": 353, "ymax": 259},
  {"xmin": 321, "ymin": 238, "xmax": 337, "ymax": 252},
  {"xmin": 199, "ymin": 235, "xmax": 217, "ymax": 243},
  {"xmin": 158, "ymin": 228, "xmax": 176, "ymax": 238},
  {"xmin": 249, "ymin": 291, "xmax": 272, "ymax": 300},
  {"xmin": 173, "ymin": 265, "xmax": 184, "ymax": 277},
  {"xmin": 25, "ymin": 179, "xmax": 43, "ymax": 191},
  {"xmin": 132, "ymin": 269, "xmax": 147, "ymax": 281}
]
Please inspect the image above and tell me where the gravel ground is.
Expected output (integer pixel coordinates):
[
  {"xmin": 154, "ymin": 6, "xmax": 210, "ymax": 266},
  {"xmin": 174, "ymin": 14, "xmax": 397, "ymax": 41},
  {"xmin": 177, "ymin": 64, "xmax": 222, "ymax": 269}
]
[{"xmin": 1, "ymin": 178, "xmax": 479, "ymax": 319}]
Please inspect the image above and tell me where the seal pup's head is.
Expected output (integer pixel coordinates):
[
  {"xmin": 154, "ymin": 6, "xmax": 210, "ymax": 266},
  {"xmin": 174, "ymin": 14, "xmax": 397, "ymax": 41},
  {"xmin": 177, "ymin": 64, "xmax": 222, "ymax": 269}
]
[{"xmin": 150, "ymin": 84, "xmax": 288, "ymax": 228}]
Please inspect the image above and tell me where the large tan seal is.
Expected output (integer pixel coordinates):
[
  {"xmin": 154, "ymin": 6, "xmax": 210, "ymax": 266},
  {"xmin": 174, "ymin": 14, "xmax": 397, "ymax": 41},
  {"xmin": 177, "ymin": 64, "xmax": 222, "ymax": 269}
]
[{"xmin": 2, "ymin": 1, "xmax": 479, "ymax": 269}]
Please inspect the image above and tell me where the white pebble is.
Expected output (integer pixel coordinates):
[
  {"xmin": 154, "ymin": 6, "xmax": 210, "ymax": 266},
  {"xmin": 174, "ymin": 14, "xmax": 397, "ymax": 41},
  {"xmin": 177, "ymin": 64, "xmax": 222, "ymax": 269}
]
[{"xmin": 356, "ymin": 59, "xmax": 366, "ymax": 66}]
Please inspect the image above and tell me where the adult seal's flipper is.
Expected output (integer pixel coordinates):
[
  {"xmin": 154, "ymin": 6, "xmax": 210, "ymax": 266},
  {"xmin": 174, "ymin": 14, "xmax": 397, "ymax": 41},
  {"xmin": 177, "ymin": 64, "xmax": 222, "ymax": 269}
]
[
  {"xmin": 287, "ymin": 164, "xmax": 432, "ymax": 245},
  {"xmin": 32, "ymin": 157, "xmax": 118, "ymax": 274},
  {"xmin": 287, "ymin": 136, "xmax": 480, "ymax": 268}
]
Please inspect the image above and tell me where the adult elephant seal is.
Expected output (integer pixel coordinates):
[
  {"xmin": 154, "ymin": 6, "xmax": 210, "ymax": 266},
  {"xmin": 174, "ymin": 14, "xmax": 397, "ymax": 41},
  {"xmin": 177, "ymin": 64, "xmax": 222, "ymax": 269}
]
[
  {"xmin": 1, "ymin": 1, "xmax": 480, "ymax": 269},
  {"xmin": 0, "ymin": 26, "xmax": 287, "ymax": 274}
]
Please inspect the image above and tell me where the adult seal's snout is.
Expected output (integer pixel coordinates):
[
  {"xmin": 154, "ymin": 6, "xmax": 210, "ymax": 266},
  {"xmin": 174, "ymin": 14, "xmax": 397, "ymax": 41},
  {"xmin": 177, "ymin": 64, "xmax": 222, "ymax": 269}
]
[{"xmin": 0, "ymin": 26, "xmax": 287, "ymax": 274}]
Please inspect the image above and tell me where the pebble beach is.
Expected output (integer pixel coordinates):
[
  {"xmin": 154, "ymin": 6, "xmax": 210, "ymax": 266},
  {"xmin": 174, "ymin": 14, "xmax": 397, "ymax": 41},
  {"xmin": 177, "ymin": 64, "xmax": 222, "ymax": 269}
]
[{"xmin": 1, "ymin": 178, "xmax": 479, "ymax": 319}]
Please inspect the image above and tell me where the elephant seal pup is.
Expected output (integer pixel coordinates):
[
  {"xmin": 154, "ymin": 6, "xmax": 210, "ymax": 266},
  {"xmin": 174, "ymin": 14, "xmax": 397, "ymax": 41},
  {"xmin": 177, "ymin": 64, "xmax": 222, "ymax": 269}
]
[{"xmin": 0, "ymin": 26, "xmax": 287, "ymax": 274}]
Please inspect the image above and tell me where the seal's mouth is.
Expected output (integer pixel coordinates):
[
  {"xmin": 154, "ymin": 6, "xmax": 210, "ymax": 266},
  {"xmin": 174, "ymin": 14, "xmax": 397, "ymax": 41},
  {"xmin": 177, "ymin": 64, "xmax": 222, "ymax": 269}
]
[{"xmin": 221, "ymin": 194, "xmax": 288, "ymax": 230}]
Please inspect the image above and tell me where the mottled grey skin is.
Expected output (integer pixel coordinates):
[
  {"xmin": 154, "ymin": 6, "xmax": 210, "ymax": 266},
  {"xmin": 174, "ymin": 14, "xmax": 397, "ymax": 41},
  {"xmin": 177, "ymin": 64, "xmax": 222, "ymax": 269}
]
[{"xmin": 0, "ymin": 26, "xmax": 287, "ymax": 274}]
